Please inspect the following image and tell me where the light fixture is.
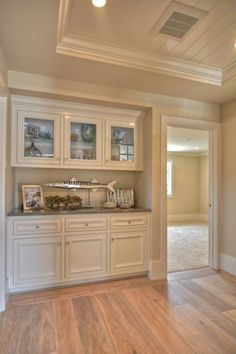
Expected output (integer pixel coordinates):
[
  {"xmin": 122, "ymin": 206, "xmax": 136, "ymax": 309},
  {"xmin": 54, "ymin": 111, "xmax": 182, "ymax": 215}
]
[
  {"xmin": 92, "ymin": 0, "xmax": 106, "ymax": 7},
  {"xmin": 234, "ymin": 40, "xmax": 236, "ymax": 49},
  {"xmin": 194, "ymin": 146, "xmax": 199, "ymax": 150}
]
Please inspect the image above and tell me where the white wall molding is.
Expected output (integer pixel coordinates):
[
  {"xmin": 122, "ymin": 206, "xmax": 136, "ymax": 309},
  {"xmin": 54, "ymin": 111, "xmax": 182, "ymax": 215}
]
[
  {"xmin": 168, "ymin": 213, "xmax": 208, "ymax": 222},
  {"xmin": 148, "ymin": 260, "xmax": 166, "ymax": 280},
  {"xmin": 0, "ymin": 46, "xmax": 8, "ymax": 89},
  {"xmin": 0, "ymin": 97, "xmax": 7, "ymax": 311},
  {"xmin": 57, "ymin": 0, "xmax": 222, "ymax": 87},
  {"xmin": 221, "ymin": 254, "xmax": 236, "ymax": 276},
  {"xmin": 198, "ymin": 214, "xmax": 209, "ymax": 222}
]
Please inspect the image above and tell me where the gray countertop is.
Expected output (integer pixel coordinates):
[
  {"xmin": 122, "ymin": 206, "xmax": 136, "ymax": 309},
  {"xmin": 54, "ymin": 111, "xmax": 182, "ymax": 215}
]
[{"xmin": 8, "ymin": 206, "xmax": 152, "ymax": 217}]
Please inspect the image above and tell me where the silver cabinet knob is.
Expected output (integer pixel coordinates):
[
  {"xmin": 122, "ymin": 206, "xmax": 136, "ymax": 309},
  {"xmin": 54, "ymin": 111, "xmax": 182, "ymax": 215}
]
[{"xmin": 36, "ymin": 224, "xmax": 40, "ymax": 229}]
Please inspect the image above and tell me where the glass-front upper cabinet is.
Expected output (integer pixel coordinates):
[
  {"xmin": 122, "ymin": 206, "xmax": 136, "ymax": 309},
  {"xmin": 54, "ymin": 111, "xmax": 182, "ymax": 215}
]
[
  {"xmin": 105, "ymin": 120, "xmax": 141, "ymax": 169},
  {"xmin": 14, "ymin": 110, "xmax": 61, "ymax": 166},
  {"xmin": 64, "ymin": 115, "xmax": 102, "ymax": 167}
]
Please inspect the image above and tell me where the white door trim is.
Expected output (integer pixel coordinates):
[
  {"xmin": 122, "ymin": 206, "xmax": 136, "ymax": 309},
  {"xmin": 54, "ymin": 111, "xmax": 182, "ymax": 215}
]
[
  {"xmin": 0, "ymin": 96, "xmax": 7, "ymax": 311},
  {"xmin": 160, "ymin": 115, "xmax": 221, "ymax": 275}
]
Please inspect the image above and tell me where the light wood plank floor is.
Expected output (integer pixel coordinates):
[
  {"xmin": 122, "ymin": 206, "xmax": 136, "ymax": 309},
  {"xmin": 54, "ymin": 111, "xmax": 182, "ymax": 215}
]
[{"xmin": 0, "ymin": 268, "xmax": 236, "ymax": 354}]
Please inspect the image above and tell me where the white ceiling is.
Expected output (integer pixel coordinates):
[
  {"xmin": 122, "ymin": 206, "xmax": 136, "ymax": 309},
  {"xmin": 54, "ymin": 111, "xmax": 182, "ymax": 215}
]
[
  {"xmin": 167, "ymin": 126, "xmax": 209, "ymax": 153},
  {"xmin": 0, "ymin": 0, "xmax": 235, "ymax": 103}
]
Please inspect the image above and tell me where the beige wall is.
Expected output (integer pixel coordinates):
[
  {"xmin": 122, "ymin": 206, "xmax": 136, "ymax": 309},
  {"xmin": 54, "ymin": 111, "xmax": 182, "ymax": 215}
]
[
  {"xmin": 222, "ymin": 100, "xmax": 236, "ymax": 259},
  {"xmin": 200, "ymin": 155, "xmax": 209, "ymax": 215},
  {"xmin": 167, "ymin": 153, "xmax": 208, "ymax": 218},
  {"xmin": 167, "ymin": 154, "xmax": 200, "ymax": 215}
]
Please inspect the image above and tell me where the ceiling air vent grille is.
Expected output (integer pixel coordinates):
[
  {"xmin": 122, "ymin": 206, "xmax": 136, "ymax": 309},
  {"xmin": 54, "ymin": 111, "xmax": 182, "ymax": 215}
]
[
  {"xmin": 151, "ymin": 1, "xmax": 208, "ymax": 40},
  {"xmin": 159, "ymin": 11, "xmax": 199, "ymax": 39}
]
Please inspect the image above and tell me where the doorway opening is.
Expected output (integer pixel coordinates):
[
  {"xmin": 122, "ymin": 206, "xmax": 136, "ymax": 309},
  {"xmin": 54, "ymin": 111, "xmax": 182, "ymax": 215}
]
[
  {"xmin": 160, "ymin": 115, "xmax": 221, "ymax": 278},
  {"xmin": 167, "ymin": 126, "xmax": 209, "ymax": 272}
]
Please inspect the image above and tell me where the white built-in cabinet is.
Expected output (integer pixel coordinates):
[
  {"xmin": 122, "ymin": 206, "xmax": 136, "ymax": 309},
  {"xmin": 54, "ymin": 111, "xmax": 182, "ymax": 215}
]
[
  {"xmin": 7, "ymin": 212, "xmax": 149, "ymax": 292},
  {"xmin": 11, "ymin": 96, "xmax": 143, "ymax": 170}
]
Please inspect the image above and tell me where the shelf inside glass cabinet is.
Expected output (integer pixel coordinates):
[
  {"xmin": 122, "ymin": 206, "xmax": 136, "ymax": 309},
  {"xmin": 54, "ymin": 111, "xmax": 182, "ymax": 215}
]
[
  {"xmin": 24, "ymin": 118, "xmax": 54, "ymax": 158},
  {"xmin": 70, "ymin": 122, "xmax": 97, "ymax": 160},
  {"xmin": 110, "ymin": 126, "xmax": 134, "ymax": 162}
]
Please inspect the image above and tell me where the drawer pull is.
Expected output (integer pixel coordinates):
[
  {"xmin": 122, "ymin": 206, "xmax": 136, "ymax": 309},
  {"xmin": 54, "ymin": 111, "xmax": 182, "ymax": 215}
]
[
  {"xmin": 85, "ymin": 223, "xmax": 89, "ymax": 226},
  {"xmin": 65, "ymin": 240, "xmax": 70, "ymax": 246},
  {"xmin": 128, "ymin": 220, "xmax": 131, "ymax": 224},
  {"xmin": 35, "ymin": 224, "xmax": 40, "ymax": 229},
  {"xmin": 57, "ymin": 242, "xmax": 62, "ymax": 246},
  {"xmin": 111, "ymin": 237, "xmax": 115, "ymax": 241}
]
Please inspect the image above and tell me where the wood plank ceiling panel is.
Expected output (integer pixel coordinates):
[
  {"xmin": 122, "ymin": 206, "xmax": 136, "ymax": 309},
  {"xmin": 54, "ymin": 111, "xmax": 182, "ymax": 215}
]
[
  {"xmin": 130, "ymin": 0, "xmax": 170, "ymax": 52},
  {"xmin": 169, "ymin": 0, "xmax": 235, "ymax": 59},
  {"xmin": 157, "ymin": 0, "xmax": 220, "ymax": 56},
  {"xmin": 180, "ymin": 4, "xmax": 236, "ymax": 62},
  {"xmin": 205, "ymin": 35, "xmax": 236, "ymax": 67},
  {"xmin": 196, "ymin": 20, "xmax": 236, "ymax": 65}
]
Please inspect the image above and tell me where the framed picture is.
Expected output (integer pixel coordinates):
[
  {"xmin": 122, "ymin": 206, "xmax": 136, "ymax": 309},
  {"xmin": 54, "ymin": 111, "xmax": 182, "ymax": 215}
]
[{"xmin": 22, "ymin": 185, "xmax": 44, "ymax": 211}]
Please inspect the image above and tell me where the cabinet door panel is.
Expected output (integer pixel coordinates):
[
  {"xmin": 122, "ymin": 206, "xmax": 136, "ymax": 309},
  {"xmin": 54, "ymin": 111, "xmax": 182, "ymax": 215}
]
[
  {"xmin": 105, "ymin": 119, "xmax": 142, "ymax": 170},
  {"xmin": 64, "ymin": 115, "xmax": 102, "ymax": 168},
  {"xmin": 15, "ymin": 110, "xmax": 61, "ymax": 166},
  {"xmin": 13, "ymin": 237, "xmax": 62, "ymax": 285},
  {"xmin": 111, "ymin": 231, "xmax": 147, "ymax": 274},
  {"xmin": 66, "ymin": 234, "xmax": 107, "ymax": 279}
]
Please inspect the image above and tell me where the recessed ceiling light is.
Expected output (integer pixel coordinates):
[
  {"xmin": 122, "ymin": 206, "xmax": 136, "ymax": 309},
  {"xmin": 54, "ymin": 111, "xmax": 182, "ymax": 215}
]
[
  {"xmin": 234, "ymin": 40, "xmax": 236, "ymax": 49},
  {"xmin": 194, "ymin": 146, "xmax": 199, "ymax": 150},
  {"xmin": 92, "ymin": 0, "xmax": 106, "ymax": 7}
]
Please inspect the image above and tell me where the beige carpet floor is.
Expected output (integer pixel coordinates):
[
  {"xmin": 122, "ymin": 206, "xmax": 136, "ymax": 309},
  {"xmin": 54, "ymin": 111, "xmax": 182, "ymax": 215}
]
[{"xmin": 168, "ymin": 222, "xmax": 208, "ymax": 273}]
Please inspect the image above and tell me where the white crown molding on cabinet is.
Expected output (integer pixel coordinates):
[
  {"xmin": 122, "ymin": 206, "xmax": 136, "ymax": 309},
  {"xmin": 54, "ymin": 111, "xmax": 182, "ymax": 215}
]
[{"xmin": 56, "ymin": 0, "xmax": 223, "ymax": 87}]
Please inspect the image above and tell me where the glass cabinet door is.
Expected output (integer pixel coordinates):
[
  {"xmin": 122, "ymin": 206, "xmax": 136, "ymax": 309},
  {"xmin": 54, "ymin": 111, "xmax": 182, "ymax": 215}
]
[
  {"xmin": 106, "ymin": 120, "xmax": 138, "ymax": 169},
  {"xmin": 111, "ymin": 126, "xmax": 134, "ymax": 162},
  {"xmin": 64, "ymin": 115, "xmax": 102, "ymax": 167},
  {"xmin": 17, "ymin": 110, "xmax": 61, "ymax": 166}
]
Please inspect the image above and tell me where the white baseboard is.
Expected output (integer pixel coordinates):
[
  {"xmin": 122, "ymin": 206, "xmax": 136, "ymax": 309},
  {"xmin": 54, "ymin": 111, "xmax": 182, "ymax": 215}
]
[
  {"xmin": 168, "ymin": 213, "xmax": 208, "ymax": 222},
  {"xmin": 198, "ymin": 214, "xmax": 209, "ymax": 222},
  {"xmin": 221, "ymin": 254, "xmax": 236, "ymax": 276},
  {"xmin": 148, "ymin": 260, "xmax": 166, "ymax": 280}
]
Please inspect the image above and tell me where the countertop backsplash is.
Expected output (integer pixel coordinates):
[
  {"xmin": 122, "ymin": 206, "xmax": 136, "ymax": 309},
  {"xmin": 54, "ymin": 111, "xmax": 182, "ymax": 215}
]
[{"xmin": 14, "ymin": 167, "xmax": 137, "ymax": 210}]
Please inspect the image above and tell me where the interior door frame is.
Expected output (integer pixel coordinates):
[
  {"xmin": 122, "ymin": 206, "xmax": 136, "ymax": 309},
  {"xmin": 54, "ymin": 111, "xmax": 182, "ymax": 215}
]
[
  {"xmin": 0, "ymin": 96, "xmax": 7, "ymax": 311},
  {"xmin": 160, "ymin": 115, "xmax": 221, "ymax": 275}
]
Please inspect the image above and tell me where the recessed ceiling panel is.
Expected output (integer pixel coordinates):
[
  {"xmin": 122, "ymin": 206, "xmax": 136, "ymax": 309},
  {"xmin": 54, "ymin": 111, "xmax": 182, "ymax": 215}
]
[{"xmin": 68, "ymin": 0, "xmax": 169, "ymax": 45}]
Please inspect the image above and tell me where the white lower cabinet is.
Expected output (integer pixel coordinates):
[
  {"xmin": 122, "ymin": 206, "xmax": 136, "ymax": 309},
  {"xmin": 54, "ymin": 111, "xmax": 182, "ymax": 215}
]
[
  {"xmin": 13, "ymin": 237, "xmax": 62, "ymax": 286},
  {"xmin": 8, "ymin": 212, "xmax": 150, "ymax": 292},
  {"xmin": 110, "ymin": 231, "xmax": 147, "ymax": 274},
  {"xmin": 65, "ymin": 233, "xmax": 107, "ymax": 279}
]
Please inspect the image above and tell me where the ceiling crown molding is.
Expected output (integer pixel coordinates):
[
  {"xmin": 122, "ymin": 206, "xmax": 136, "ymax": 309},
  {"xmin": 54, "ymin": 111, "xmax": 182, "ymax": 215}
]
[
  {"xmin": 57, "ymin": 0, "xmax": 223, "ymax": 86},
  {"xmin": 223, "ymin": 61, "xmax": 236, "ymax": 82}
]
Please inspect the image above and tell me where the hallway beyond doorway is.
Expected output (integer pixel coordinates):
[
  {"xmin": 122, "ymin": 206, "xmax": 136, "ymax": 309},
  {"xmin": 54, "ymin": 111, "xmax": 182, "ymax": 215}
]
[{"xmin": 168, "ymin": 222, "xmax": 208, "ymax": 272}]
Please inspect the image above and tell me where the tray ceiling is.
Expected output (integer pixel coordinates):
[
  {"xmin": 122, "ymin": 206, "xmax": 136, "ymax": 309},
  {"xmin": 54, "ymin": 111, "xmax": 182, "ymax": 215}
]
[
  {"xmin": 0, "ymin": 0, "xmax": 235, "ymax": 103},
  {"xmin": 57, "ymin": 0, "xmax": 236, "ymax": 85}
]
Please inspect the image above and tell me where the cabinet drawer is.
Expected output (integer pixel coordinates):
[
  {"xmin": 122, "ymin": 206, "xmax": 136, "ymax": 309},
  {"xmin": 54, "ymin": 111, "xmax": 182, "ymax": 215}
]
[
  {"xmin": 110, "ymin": 214, "xmax": 147, "ymax": 229},
  {"xmin": 65, "ymin": 216, "xmax": 107, "ymax": 232},
  {"xmin": 13, "ymin": 218, "xmax": 62, "ymax": 235}
]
